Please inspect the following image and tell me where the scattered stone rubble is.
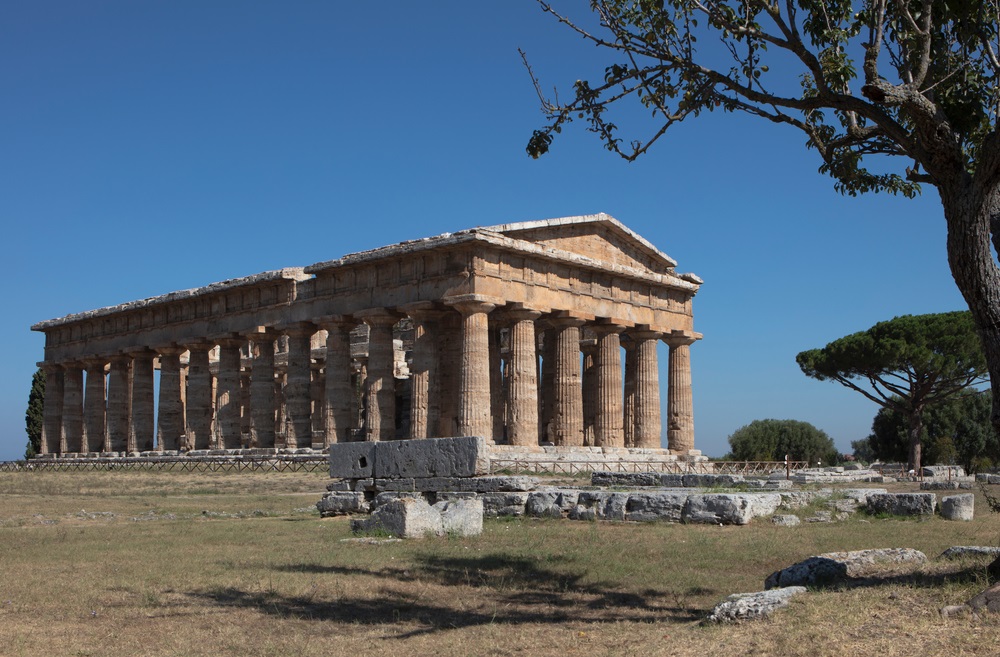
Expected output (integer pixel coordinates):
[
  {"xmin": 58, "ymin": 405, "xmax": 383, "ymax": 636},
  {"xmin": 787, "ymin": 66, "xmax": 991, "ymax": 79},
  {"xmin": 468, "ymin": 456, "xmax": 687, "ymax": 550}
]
[
  {"xmin": 764, "ymin": 548, "xmax": 928, "ymax": 589},
  {"xmin": 704, "ymin": 587, "xmax": 807, "ymax": 624}
]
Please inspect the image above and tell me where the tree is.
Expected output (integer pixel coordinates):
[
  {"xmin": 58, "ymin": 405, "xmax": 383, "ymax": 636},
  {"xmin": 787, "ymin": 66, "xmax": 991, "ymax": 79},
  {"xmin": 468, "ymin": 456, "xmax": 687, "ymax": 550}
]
[
  {"xmin": 867, "ymin": 390, "xmax": 1000, "ymax": 472},
  {"xmin": 850, "ymin": 437, "xmax": 876, "ymax": 464},
  {"xmin": 796, "ymin": 311, "xmax": 988, "ymax": 471},
  {"xmin": 24, "ymin": 368, "xmax": 44, "ymax": 459},
  {"xmin": 525, "ymin": 1, "xmax": 1000, "ymax": 434},
  {"xmin": 727, "ymin": 418, "xmax": 839, "ymax": 464}
]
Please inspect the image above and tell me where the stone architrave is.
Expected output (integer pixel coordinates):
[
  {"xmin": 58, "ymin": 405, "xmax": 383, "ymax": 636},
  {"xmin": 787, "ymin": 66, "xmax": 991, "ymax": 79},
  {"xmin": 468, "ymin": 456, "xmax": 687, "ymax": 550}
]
[
  {"xmin": 631, "ymin": 329, "xmax": 664, "ymax": 449},
  {"xmin": 317, "ymin": 317, "xmax": 355, "ymax": 445},
  {"xmin": 82, "ymin": 359, "xmax": 107, "ymax": 453},
  {"xmin": 283, "ymin": 323, "xmax": 315, "ymax": 449},
  {"xmin": 549, "ymin": 315, "xmax": 588, "ymax": 447},
  {"xmin": 129, "ymin": 349, "xmax": 155, "ymax": 453},
  {"xmin": 61, "ymin": 363, "xmax": 84, "ymax": 453},
  {"xmin": 357, "ymin": 309, "xmax": 399, "ymax": 442},
  {"xmin": 106, "ymin": 355, "xmax": 131, "ymax": 453},
  {"xmin": 156, "ymin": 347, "xmax": 185, "ymax": 451},
  {"xmin": 248, "ymin": 330, "xmax": 278, "ymax": 449},
  {"xmin": 401, "ymin": 303, "xmax": 442, "ymax": 440},
  {"xmin": 445, "ymin": 296, "xmax": 498, "ymax": 441},
  {"xmin": 505, "ymin": 308, "xmax": 542, "ymax": 447},
  {"xmin": 666, "ymin": 333, "xmax": 698, "ymax": 453},
  {"xmin": 214, "ymin": 338, "xmax": 244, "ymax": 450},
  {"xmin": 40, "ymin": 364, "xmax": 64, "ymax": 455},
  {"xmin": 185, "ymin": 344, "xmax": 214, "ymax": 450},
  {"xmin": 592, "ymin": 323, "xmax": 626, "ymax": 448}
]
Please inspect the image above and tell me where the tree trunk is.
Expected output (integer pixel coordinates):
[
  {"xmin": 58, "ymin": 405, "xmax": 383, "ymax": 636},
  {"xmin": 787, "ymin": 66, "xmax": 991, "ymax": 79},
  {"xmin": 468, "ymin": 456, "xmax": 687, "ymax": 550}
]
[
  {"xmin": 941, "ymin": 182, "xmax": 1000, "ymax": 434},
  {"xmin": 907, "ymin": 407, "xmax": 923, "ymax": 473}
]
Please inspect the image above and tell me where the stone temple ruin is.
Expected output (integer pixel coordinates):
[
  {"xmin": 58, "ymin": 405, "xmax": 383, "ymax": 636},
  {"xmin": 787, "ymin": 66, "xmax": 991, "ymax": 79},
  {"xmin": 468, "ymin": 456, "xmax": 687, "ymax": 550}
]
[{"xmin": 31, "ymin": 214, "xmax": 703, "ymax": 467}]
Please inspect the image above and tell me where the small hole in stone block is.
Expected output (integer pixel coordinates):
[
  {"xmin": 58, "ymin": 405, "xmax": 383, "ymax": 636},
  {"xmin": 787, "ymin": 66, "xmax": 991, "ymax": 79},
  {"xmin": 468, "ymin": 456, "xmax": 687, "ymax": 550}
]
[{"xmin": 358, "ymin": 456, "xmax": 367, "ymax": 469}]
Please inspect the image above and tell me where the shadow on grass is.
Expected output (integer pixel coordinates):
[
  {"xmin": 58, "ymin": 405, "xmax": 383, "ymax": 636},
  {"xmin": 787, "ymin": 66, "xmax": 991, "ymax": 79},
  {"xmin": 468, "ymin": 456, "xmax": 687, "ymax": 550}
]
[{"xmin": 189, "ymin": 552, "xmax": 703, "ymax": 637}]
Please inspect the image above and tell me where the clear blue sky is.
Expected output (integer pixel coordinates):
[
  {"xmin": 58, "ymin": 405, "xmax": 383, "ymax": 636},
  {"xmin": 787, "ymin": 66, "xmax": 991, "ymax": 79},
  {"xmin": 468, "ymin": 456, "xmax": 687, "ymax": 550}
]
[{"xmin": 0, "ymin": 1, "xmax": 967, "ymax": 462}]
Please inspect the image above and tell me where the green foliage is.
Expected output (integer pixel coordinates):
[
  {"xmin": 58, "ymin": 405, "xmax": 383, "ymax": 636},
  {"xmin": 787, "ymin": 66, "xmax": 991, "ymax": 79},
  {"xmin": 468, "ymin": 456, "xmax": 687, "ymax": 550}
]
[
  {"xmin": 866, "ymin": 391, "xmax": 999, "ymax": 472},
  {"xmin": 849, "ymin": 438, "xmax": 875, "ymax": 464},
  {"xmin": 24, "ymin": 368, "xmax": 44, "ymax": 459},
  {"xmin": 727, "ymin": 419, "xmax": 839, "ymax": 465},
  {"xmin": 796, "ymin": 312, "xmax": 988, "ymax": 470}
]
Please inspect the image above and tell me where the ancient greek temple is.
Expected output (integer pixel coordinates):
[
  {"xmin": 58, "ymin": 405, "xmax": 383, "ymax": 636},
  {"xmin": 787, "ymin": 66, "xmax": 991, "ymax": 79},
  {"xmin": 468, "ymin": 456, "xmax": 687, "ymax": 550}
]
[{"xmin": 31, "ymin": 214, "xmax": 702, "ymax": 457}]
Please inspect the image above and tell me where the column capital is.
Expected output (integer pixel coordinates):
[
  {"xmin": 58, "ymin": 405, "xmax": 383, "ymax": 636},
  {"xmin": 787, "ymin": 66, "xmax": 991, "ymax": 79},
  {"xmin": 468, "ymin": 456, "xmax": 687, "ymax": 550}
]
[
  {"xmin": 399, "ymin": 301, "xmax": 445, "ymax": 318},
  {"xmin": 664, "ymin": 330, "xmax": 702, "ymax": 347},
  {"xmin": 314, "ymin": 314, "xmax": 356, "ymax": 330},
  {"xmin": 355, "ymin": 308, "xmax": 402, "ymax": 326},
  {"xmin": 181, "ymin": 339, "xmax": 214, "ymax": 351},
  {"xmin": 279, "ymin": 321, "xmax": 317, "ymax": 337},
  {"xmin": 243, "ymin": 326, "xmax": 282, "ymax": 341},
  {"xmin": 155, "ymin": 343, "xmax": 188, "ymax": 356},
  {"xmin": 496, "ymin": 304, "xmax": 543, "ymax": 325},
  {"xmin": 590, "ymin": 322, "xmax": 627, "ymax": 336},
  {"xmin": 546, "ymin": 311, "xmax": 591, "ymax": 328},
  {"xmin": 443, "ymin": 294, "xmax": 503, "ymax": 316},
  {"xmin": 626, "ymin": 328, "xmax": 665, "ymax": 342}
]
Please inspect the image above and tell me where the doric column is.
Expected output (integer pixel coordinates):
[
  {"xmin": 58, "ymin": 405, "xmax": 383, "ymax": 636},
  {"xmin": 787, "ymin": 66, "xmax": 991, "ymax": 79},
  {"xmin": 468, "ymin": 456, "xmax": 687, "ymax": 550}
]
[
  {"xmin": 214, "ymin": 337, "xmax": 244, "ymax": 450},
  {"xmin": 549, "ymin": 315, "xmax": 587, "ymax": 447},
  {"xmin": 445, "ymin": 296, "xmax": 498, "ymax": 440},
  {"xmin": 666, "ymin": 333, "xmax": 699, "ymax": 453},
  {"xmin": 630, "ymin": 329, "xmax": 664, "ymax": 449},
  {"xmin": 40, "ymin": 363, "xmax": 64, "ymax": 455},
  {"xmin": 283, "ymin": 323, "xmax": 315, "ymax": 449},
  {"xmin": 592, "ymin": 323, "xmax": 625, "ymax": 448},
  {"xmin": 247, "ymin": 329, "xmax": 278, "ymax": 449},
  {"xmin": 580, "ymin": 339, "xmax": 597, "ymax": 447},
  {"xmin": 106, "ymin": 355, "xmax": 131, "ymax": 453},
  {"xmin": 157, "ymin": 347, "xmax": 185, "ymax": 452},
  {"xmin": 185, "ymin": 343, "xmax": 214, "ymax": 450},
  {"xmin": 82, "ymin": 359, "xmax": 107, "ymax": 453},
  {"xmin": 400, "ymin": 304, "xmax": 442, "ymax": 440},
  {"xmin": 62, "ymin": 363, "xmax": 84, "ymax": 453},
  {"xmin": 318, "ymin": 317, "xmax": 355, "ymax": 445},
  {"xmin": 129, "ymin": 349, "xmax": 155, "ymax": 453},
  {"xmin": 356, "ymin": 310, "xmax": 399, "ymax": 442},
  {"xmin": 489, "ymin": 323, "xmax": 505, "ymax": 442},
  {"xmin": 621, "ymin": 337, "xmax": 638, "ymax": 447},
  {"xmin": 436, "ymin": 312, "xmax": 462, "ymax": 437},
  {"xmin": 539, "ymin": 327, "xmax": 556, "ymax": 442},
  {"xmin": 505, "ymin": 308, "xmax": 541, "ymax": 446}
]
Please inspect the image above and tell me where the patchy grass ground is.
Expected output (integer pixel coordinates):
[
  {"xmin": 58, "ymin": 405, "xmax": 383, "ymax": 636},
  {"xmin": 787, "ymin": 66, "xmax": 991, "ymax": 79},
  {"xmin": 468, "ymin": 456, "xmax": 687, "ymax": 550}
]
[{"xmin": 0, "ymin": 471, "xmax": 999, "ymax": 656}]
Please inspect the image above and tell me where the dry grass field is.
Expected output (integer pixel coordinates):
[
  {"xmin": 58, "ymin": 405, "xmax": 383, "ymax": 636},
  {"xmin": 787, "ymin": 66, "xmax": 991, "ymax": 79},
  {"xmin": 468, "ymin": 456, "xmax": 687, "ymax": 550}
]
[{"xmin": 1, "ymin": 471, "xmax": 999, "ymax": 656}]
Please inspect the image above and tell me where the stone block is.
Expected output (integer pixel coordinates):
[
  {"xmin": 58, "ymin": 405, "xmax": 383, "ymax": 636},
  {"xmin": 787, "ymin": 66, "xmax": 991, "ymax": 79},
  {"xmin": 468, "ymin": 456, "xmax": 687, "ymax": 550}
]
[
  {"xmin": 316, "ymin": 492, "xmax": 370, "ymax": 517},
  {"xmin": 328, "ymin": 442, "xmax": 376, "ymax": 479},
  {"xmin": 704, "ymin": 587, "xmax": 807, "ymax": 624},
  {"xmin": 526, "ymin": 491, "xmax": 564, "ymax": 518},
  {"xmin": 922, "ymin": 465, "xmax": 966, "ymax": 478},
  {"xmin": 591, "ymin": 472, "xmax": 661, "ymax": 487},
  {"xmin": 765, "ymin": 548, "xmax": 926, "ymax": 589},
  {"xmin": 326, "ymin": 479, "xmax": 353, "ymax": 492},
  {"xmin": 940, "ymin": 494, "xmax": 974, "ymax": 521},
  {"xmin": 683, "ymin": 473, "xmax": 744, "ymax": 488},
  {"xmin": 375, "ymin": 436, "xmax": 489, "ymax": 479},
  {"xmin": 921, "ymin": 480, "xmax": 973, "ymax": 490},
  {"xmin": 939, "ymin": 546, "xmax": 1000, "ymax": 559},
  {"xmin": 683, "ymin": 494, "xmax": 781, "ymax": 525},
  {"xmin": 771, "ymin": 514, "xmax": 800, "ymax": 527},
  {"xmin": 481, "ymin": 492, "xmax": 529, "ymax": 517},
  {"xmin": 866, "ymin": 493, "xmax": 936, "ymax": 516},
  {"xmin": 433, "ymin": 499, "xmax": 484, "ymax": 536},
  {"xmin": 351, "ymin": 497, "xmax": 443, "ymax": 538},
  {"xmin": 625, "ymin": 492, "xmax": 688, "ymax": 522},
  {"xmin": 373, "ymin": 491, "xmax": 427, "ymax": 508},
  {"xmin": 659, "ymin": 473, "xmax": 686, "ymax": 487},
  {"xmin": 778, "ymin": 491, "xmax": 823, "ymax": 509}
]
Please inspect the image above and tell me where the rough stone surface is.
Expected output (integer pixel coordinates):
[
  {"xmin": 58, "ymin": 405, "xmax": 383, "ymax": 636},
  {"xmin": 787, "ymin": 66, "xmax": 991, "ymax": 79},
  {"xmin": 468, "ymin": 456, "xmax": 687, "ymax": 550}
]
[
  {"xmin": 772, "ymin": 514, "xmax": 801, "ymax": 527},
  {"xmin": 683, "ymin": 473, "xmax": 744, "ymax": 488},
  {"xmin": 481, "ymin": 492, "xmax": 529, "ymax": 517},
  {"xmin": 433, "ymin": 498, "xmax": 484, "ymax": 536},
  {"xmin": 940, "ymin": 494, "xmax": 975, "ymax": 521},
  {"xmin": 316, "ymin": 492, "xmax": 370, "ymax": 517},
  {"xmin": 866, "ymin": 493, "xmax": 937, "ymax": 516},
  {"xmin": 372, "ymin": 491, "xmax": 427, "ymax": 508},
  {"xmin": 372, "ymin": 475, "xmax": 539, "ymax": 493},
  {"xmin": 939, "ymin": 546, "xmax": 1000, "ymax": 560},
  {"xmin": 526, "ymin": 491, "xmax": 565, "ymax": 518},
  {"xmin": 350, "ymin": 497, "xmax": 444, "ymax": 538},
  {"xmin": 778, "ymin": 491, "xmax": 824, "ymax": 509},
  {"xmin": 704, "ymin": 587, "xmax": 807, "ymax": 624},
  {"xmin": 328, "ymin": 442, "xmax": 376, "ymax": 479},
  {"xmin": 625, "ymin": 492, "xmax": 689, "ymax": 522},
  {"xmin": 682, "ymin": 493, "xmax": 781, "ymax": 525},
  {"xmin": 375, "ymin": 436, "xmax": 490, "ymax": 479},
  {"xmin": 921, "ymin": 480, "xmax": 974, "ymax": 490},
  {"xmin": 591, "ymin": 472, "xmax": 661, "ymax": 487},
  {"xmin": 976, "ymin": 473, "xmax": 1000, "ymax": 484},
  {"xmin": 765, "ymin": 548, "xmax": 927, "ymax": 589},
  {"xmin": 923, "ymin": 465, "xmax": 966, "ymax": 478}
]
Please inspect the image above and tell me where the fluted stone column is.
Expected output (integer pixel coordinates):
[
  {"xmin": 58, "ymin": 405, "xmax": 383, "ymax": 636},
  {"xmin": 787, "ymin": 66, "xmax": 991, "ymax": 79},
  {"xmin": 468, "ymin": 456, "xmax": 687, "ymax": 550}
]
[
  {"xmin": 666, "ymin": 334, "xmax": 698, "ymax": 453},
  {"xmin": 129, "ymin": 349, "xmax": 155, "ymax": 453},
  {"xmin": 401, "ymin": 304, "xmax": 441, "ymax": 440},
  {"xmin": 506, "ymin": 308, "xmax": 541, "ymax": 446},
  {"xmin": 489, "ymin": 324, "xmax": 505, "ymax": 442},
  {"xmin": 318, "ymin": 317, "xmax": 355, "ymax": 445},
  {"xmin": 311, "ymin": 361, "xmax": 325, "ymax": 442},
  {"xmin": 631, "ymin": 330, "xmax": 664, "ymax": 449},
  {"xmin": 446, "ymin": 297, "xmax": 497, "ymax": 440},
  {"xmin": 284, "ymin": 323, "xmax": 315, "ymax": 449},
  {"xmin": 550, "ymin": 316, "xmax": 586, "ymax": 447},
  {"xmin": 581, "ymin": 340, "xmax": 597, "ymax": 447},
  {"xmin": 62, "ymin": 363, "xmax": 84, "ymax": 453},
  {"xmin": 185, "ymin": 344, "xmax": 214, "ymax": 450},
  {"xmin": 539, "ymin": 327, "xmax": 556, "ymax": 442},
  {"xmin": 436, "ymin": 312, "xmax": 462, "ymax": 437},
  {"xmin": 157, "ymin": 348, "xmax": 185, "ymax": 452},
  {"xmin": 622, "ymin": 337, "xmax": 638, "ymax": 447},
  {"xmin": 40, "ymin": 364, "xmax": 64, "ymax": 455},
  {"xmin": 83, "ymin": 359, "xmax": 107, "ymax": 453},
  {"xmin": 357, "ymin": 309, "xmax": 399, "ymax": 442},
  {"xmin": 106, "ymin": 356, "xmax": 131, "ymax": 452},
  {"xmin": 248, "ymin": 330, "xmax": 278, "ymax": 449},
  {"xmin": 592, "ymin": 324, "xmax": 625, "ymax": 448},
  {"xmin": 214, "ymin": 339, "xmax": 244, "ymax": 450}
]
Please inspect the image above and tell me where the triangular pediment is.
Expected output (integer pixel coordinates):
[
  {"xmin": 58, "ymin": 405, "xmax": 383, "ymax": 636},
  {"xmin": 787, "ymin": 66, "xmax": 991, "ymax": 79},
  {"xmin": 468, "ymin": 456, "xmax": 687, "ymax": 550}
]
[{"xmin": 480, "ymin": 213, "xmax": 678, "ymax": 275}]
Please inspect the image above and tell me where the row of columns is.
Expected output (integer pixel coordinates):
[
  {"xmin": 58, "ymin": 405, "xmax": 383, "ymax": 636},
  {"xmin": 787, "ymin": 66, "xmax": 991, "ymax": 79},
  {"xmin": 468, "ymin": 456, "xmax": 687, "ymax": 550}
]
[{"xmin": 38, "ymin": 299, "xmax": 697, "ymax": 455}]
